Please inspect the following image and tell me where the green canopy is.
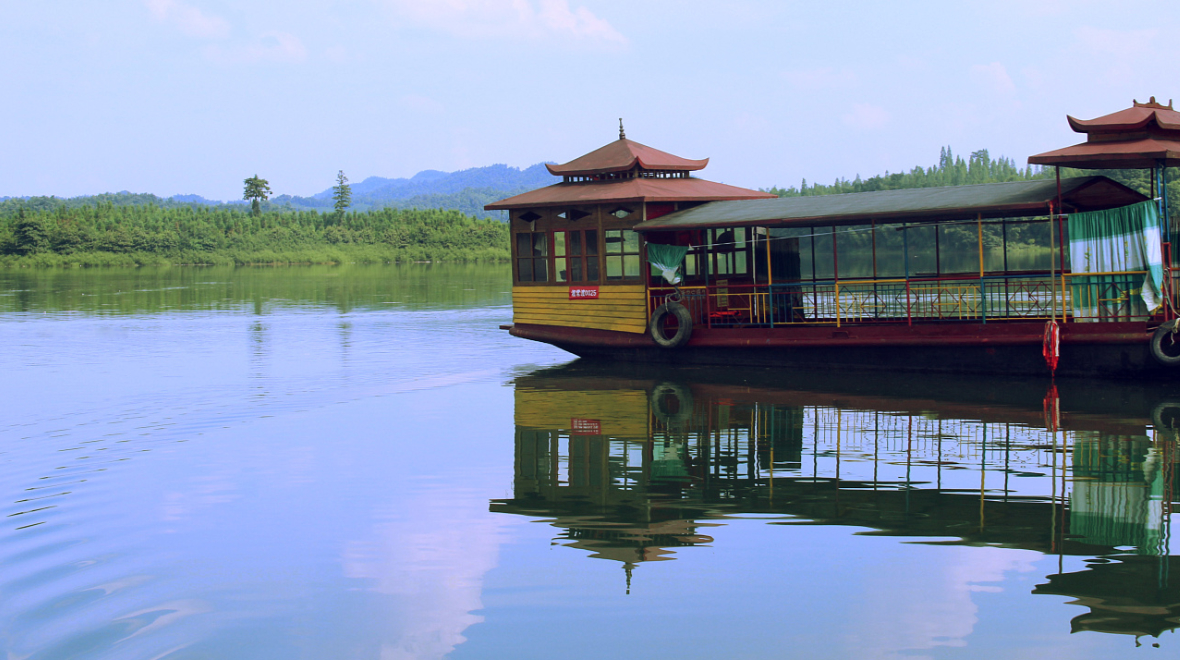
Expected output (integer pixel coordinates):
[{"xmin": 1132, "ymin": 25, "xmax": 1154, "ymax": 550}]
[{"xmin": 646, "ymin": 243, "xmax": 689, "ymax": 285}]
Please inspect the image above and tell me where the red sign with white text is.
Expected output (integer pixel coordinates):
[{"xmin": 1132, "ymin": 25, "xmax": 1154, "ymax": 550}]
[
  {"xmin": 569, "ymin": 286, "xmax": 599, "ymax": 300},
  {"xmin": 571, "ymin": 418, "xmax": 601, "ymax": 435}
]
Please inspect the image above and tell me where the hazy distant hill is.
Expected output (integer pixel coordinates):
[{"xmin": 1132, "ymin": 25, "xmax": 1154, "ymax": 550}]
[
  {"xmin": 0, "ymin": 163, "xmax": 558, "ymax": 220},
  {"xmin": 325, "ymin": 163, "xmax": 556, "ymax": 201},
  {"xmin": 281, "ymin": 163, "xmax": 558, "ymax": 218},
  {"xmin": 169, "ymin": 193, "xmax": 226, "ymax": 205}
]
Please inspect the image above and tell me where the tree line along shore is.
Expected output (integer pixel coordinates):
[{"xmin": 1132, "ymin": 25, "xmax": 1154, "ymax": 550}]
[
  {"xmin": 0, "ymin": 205, "xmax": 509, "ymax": 268},
  {"xmin": 2, "ymin": 148, "xmax": 1172, "ymax": 269}
]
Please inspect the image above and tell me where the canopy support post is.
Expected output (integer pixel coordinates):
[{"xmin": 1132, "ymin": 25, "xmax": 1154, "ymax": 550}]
[
  {"xmin": 1053, "ymin": 165, "xmax": 1061, "ymax": 322},
  {"xmin": 1052, "ymin": 197, "xmax": 1062, "ymax": 325},
  {"xmin": 977, "ymin": 213, "xmax": 984, "ymax": 278},
  {"xmin": 765, "ymin": 228, "xmax": 773, "ymax": 327},
  {"xmin": 1159, "ymin": 161, "xmax": 1174, "ymax": 318},
  {"xmin": 765, "ymin": 228, "xmax": 773, "ymax": 286}
]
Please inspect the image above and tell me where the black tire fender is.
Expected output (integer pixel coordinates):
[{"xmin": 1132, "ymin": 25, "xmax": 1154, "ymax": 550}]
[
  {"xmin": 649, "ymin": 302, "xmax": 692, "ymax": 349},
  {"xmin": 1150, "ymin": 320, "xmax": 1180, "ymax": 366}
]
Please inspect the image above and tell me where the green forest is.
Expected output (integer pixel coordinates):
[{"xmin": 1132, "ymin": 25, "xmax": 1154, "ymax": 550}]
[{"xmin": 0, "ymin": 204, "xmax": 509, "ymax": 268}]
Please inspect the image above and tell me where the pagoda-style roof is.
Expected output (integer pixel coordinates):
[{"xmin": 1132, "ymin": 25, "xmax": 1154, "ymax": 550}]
[
  {"xmin": 545, "ymin": 138, "xmax": 708, "ymax": 177},
  {"xmin": 1067, "ymin": 98, "xmax": 1180, "ymax": 134},
  {"xmin": 485, "ymin": 177, "xmax": 774, "ymax": 211},
  {"xmin": 487, "ymin": 133, "xmax": 771, "ymax": 210},
  {"xmin": 1029, "ymin": 98, "xmax": 1180, "ymax": 169},
  {"xmin": 633, "ymin": 176, "xmax": 1146, "ymax": 232}
]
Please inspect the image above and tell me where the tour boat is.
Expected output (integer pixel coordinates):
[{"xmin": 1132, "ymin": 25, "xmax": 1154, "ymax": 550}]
[{"xmin": 488, "ymin": 102, "xmax": 1180, "ymax": 378}]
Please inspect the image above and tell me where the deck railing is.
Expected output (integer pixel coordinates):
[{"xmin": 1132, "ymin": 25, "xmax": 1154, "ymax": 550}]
[{"xmin": 648, "ymin": 271, "xmax": 1151, "ymax": 329}]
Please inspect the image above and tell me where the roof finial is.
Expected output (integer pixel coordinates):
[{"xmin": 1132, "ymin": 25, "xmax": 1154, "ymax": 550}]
[
  {"xmin": 619, "ymin": 118, "xmax": 626, "ymax": 140},
  {"xmin": 1134, "ymin": 97, "xmax": 1174, "ymax": 110}
]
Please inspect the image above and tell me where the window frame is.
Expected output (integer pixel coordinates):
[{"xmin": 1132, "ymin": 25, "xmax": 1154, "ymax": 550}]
[
  {"xmin": 604, "ymin": 228, "xmax": 643, "ymax": 281},
  {"xmin": 553, "ymin": 228, "xmax": 601, "ymax": 283}
]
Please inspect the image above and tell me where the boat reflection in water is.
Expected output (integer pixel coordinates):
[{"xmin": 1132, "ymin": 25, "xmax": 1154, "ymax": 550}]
[{"xmin": 493, "ymin": 364, "xmax": 1180, "ymax": 641}]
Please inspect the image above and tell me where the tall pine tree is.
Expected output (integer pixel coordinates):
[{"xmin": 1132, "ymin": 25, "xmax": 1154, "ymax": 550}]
[{"xmin": 332, "ymin": 170, "xmax": 352, "ymax": 217}]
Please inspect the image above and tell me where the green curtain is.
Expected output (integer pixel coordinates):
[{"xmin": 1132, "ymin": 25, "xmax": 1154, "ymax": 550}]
[
  {"xmin": 1069, "ymin": 434, "xmax": 1164, "ymax": 552},
  {"xmin": 647, "ymin": 243, "xmax": 689, "ymax": 285},
  {"xmin": 1068, "ymin": 200, "xmax": 1163, "ymax": 321}
]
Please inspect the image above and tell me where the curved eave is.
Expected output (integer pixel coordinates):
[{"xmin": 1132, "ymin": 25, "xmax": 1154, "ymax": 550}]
[
  {"xmin": 544, "ymin": 157, "xmax": 710, "ymax": 176},
  {"xmin": 484, "ymin": 177, "xmax": 774, "ymax": 211},
  {"xmin": 1066, "ymin": 108, "xmax": 1180, "ymax": 134},
  {"xmin": 1028, "ymin": 138, "xmax": 1180, "ymax": 169},
  {"xmin": 544, "ymin": 138, "xmax": 709, "ymax": 176}
]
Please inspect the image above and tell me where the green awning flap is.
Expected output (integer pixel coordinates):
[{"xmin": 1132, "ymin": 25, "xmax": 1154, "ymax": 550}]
[
  {"xmin": 1068, "ymin": 200, "xmax": 1163, "ymax": 320},
  {"xmin": 647, "ymin": 243, "xmax": 689, "ymax": 285}
]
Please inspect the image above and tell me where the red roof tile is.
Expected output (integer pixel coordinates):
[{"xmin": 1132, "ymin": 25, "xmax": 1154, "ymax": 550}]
[
  {"xmin": 485, "ymin": 177, "xmax": 774, "ymax": 210},
  {"xmin": 545, "ymin": 138, "xmax": 708, "ymax": 176}
]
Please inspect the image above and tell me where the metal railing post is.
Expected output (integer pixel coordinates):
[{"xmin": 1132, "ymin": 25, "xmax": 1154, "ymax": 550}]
[
  {"xmin": 835, "ymin": 282, "xmax": 841, "ymax": 328},
  {"xmin": 707, "ymin": 285, "xmax": 713, "ymax": 329},
  {"xmin": 906, "ymin": 280, "xmax": 912, "ymax": 326},
  {"xmin": 769, "ymin": 284, "xmax": 775, "ymax": 328},
  {"xmin": 980, "ymin": 279, "xmax": 987, "ymax": 324}
]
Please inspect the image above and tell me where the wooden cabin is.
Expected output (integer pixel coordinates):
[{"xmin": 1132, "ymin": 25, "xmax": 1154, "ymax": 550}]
[{"xmin": 485, "ymin": 130, "xmax": 772, "ymax": 338}]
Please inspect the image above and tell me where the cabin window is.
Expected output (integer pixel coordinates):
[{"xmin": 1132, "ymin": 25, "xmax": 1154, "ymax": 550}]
[
  {"xmin": 605, "ymin": 229, "xmax": 641, "ymax": 280},
  {"xmin": 681, "ymin": 236, "xmax": 705, "ymax": 281},
  {"xmin": 905, "ymin": 224, "xmax": 937, "ymax": 276},
  {"xmin": 765, "ymin": 230, "xmax": 801, "ymax": 282},
  {"xmin": 554, "ymin": 229, "xmax": 599, "ymax": 283},
  {"xmin": 797, "ymin": 231, "xmax": 814, "ymax": 281},
  {"xmin": 813, "ymin": 227, "xmax": 834, "ymax": 280},
  {"xmin": 515, "ymin": 231, "xmax": 549, "ymax": 283},
  {"xmin": 753, "ymin": 227, "xmax": 773, "ymax": 283},
  {"xmin": 982, "ymin": 222, "xmax": 1005, "ymax": 272},
  {"xmin": 709, "ymin": 227, "xmax": 751, "ymax": 277},
  {"xmin": 1004, "ymin": 218, "xmax": 1063, "ymax": 272},
  {"xmin": 874, "ymin": 224, "xmax": 905, "ymax": 277},
  {"xmin": 835, "ymin": 224, "xmax": 874, "ymax": 279},
  {"xmin": 936, "ymin": 223, "xmax": 977, "ymax": 274}
]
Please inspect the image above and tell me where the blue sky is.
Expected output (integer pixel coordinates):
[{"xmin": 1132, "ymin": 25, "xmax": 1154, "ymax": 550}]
[{"xmin": 2, "ymin": 1, "xmax": 1177, "ymax": 201}]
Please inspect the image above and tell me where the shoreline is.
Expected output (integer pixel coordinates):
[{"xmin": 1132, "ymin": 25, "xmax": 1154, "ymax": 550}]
[{"xmin": 0, "ymin": 248, "xmax": 509, "ymax": 269}]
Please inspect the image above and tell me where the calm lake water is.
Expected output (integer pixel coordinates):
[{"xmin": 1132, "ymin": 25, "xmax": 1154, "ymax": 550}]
[{"xmin": 2, "ymin": 264, "xmax": 1178, "ymax": 659}]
